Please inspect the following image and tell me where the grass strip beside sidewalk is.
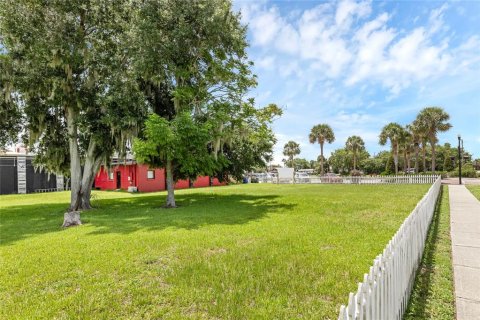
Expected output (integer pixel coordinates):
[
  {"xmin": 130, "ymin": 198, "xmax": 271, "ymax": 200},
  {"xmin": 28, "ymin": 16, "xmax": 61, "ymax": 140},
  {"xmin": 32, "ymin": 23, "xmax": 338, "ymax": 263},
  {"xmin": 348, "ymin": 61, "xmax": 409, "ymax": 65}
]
[
  {"xmin": 466, "ymin": 185, "xmax": 480, "ymax": 201},
  {"xmin": 405, "ymin": 186, "xmax": 455, "ymax": 319}
]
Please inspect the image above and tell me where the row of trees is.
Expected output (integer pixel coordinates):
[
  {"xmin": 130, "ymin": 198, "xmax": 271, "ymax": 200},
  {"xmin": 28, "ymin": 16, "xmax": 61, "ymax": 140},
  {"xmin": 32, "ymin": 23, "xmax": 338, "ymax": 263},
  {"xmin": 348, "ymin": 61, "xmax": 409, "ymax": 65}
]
[
  {"xmin": 284, "ymin": 107, "xmax": 458, "ymax": 175},
  {"xmin": 283, "ymin": 134, "xmax": 367, "ymax": 174},
  {"xmin": 0, "ymin": 0, "xmax": 280, "ymax": 225},
  {"xmin": 379, "ymin": 107, "xmax": 451, "ymax": 174}
]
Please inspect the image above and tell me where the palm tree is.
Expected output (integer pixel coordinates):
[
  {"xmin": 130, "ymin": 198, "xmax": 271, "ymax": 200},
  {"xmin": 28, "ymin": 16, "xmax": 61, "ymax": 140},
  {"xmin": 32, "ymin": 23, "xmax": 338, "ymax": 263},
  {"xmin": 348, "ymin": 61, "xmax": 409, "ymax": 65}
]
[
  {"xmin": 399, "ymin": 128, "xmax": 413, "ymax": 173},
  {"xmin": 283, "ymin": 141, "xmax": 300, "ymax": 167},
  {"xmin": 415, "ymin": 107, "xmax": 452, "ymax": 173},
  {"xmin": 379, "ymin": 122, "xmax": 404, "ymax": 174},
  {"xmin": 309, "ymin": 124, "xmax": 335, "ymax": 175},
  {"xmin": 408, "ymin": 122, "xmax": 423, "ymax": 173},
  {"xmin": 407, "ymin": 120, "xmax": 427, "ymax": 173},
  {"xmin": 345, "ymin": 135, "xmax": 365, "ymax": 171}
]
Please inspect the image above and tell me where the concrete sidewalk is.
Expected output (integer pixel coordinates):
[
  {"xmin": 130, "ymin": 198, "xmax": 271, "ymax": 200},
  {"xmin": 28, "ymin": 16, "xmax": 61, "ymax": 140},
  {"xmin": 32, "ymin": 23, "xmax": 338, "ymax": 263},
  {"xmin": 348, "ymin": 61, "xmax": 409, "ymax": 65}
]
[{"xmin": 449, "ymin": 185, "xmax": 480, "ymax": 319}]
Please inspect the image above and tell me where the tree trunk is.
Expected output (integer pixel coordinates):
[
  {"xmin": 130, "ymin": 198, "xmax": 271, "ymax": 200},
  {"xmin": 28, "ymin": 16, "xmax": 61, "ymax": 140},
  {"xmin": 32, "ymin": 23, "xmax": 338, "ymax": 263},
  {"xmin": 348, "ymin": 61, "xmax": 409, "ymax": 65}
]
[
  {"xmin": 393, "ymin": 145, "xmax": 399, "ymax": 175},
  {"xmin": 414, "ymin": 145, "xmax": 419, "ymax": 173},
  {"xmin": 165, "ymin": 157, "xmax": 176, "ymax": 208},
  {"xmin": 422, "ymin": 143, "xmax": 427, "ymax": 173},
  {"xmin": 65, "ymin": 107, "xmax": 82, "ymax": 226},
  {"xmin": 212, "ymin": 123, "xmax": 224, "ymax": 160},
  {"xmin": 63, "ymin": 211, "xmax": 81, "ymax": 228},
  {"xmin": 431, "ymin": 139, "xmax": 436, "ymax": 173},
  {"xmin": 320, "ymin": 143, "xmax": 324, "ymax": 175},
  {"xmin": 80, "ymin": 156, "xmax": 102, "ymax": 210},
  {"xmin": 353, "ymin": 152, "xmax": 357, "ymax": 171}
]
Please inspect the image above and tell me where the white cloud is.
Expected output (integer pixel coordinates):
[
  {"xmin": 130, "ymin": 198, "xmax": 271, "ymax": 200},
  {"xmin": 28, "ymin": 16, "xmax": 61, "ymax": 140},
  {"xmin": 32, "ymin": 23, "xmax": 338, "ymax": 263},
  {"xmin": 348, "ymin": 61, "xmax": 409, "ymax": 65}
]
[
  {"xmin": 256, "ymin": 55, "xmax": 276, "ymax": 70},
  {"xmin": 278, "ymin": 60, "xmax": 301, "ymax": 78},
  {"xmin": 241, "ymin": 1, "xmax": 478, "ymax": 95},
  {"xmin": 428, "ymin": 3, "xmax": 448, "ymax": 35},
  {"xmin": 275, "ymin": 24, "xmax": 300, "ymax": 55},
  {"xmin": 335, "ymin": 0, "xmax": 372, "ymax": 30},
  {"xmin": 452, "ymin": 35, "xmax": 480, "ymax": 71},
  {"xmin": 248, "ymin": 7, "xmax": 282, "ymax": 46}
]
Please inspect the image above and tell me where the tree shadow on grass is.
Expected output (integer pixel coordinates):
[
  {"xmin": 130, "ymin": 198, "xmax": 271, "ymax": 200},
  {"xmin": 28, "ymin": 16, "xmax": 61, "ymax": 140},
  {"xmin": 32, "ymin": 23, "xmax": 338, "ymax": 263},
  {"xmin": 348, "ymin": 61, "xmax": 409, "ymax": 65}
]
[{"xmin": 0, "ymin": 192, "xmax": 296, "ymax": 245}]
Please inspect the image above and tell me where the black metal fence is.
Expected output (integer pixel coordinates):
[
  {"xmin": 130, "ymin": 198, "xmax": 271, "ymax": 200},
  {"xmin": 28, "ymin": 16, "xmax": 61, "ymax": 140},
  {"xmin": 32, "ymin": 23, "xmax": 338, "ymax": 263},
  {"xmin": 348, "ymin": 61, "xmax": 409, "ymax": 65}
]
[{"xmin": 0, "ymin": 156, "xmax": 59, "ymax": 195}]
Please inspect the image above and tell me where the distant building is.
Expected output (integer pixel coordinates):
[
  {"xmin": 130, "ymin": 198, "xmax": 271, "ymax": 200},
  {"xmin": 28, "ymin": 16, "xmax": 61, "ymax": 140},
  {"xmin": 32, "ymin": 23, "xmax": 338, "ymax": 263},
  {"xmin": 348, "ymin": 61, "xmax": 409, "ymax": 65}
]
[
  {"xmin": 0, "ymin": 151, "xmax": 64, "ymax": 195},
  {"xmin": 0, "ymin": 147, "xmax": 225, "ymax": 194},
  {"xmin": 94, "ymin": 159, "xmax": 225, "ymax": 192}
]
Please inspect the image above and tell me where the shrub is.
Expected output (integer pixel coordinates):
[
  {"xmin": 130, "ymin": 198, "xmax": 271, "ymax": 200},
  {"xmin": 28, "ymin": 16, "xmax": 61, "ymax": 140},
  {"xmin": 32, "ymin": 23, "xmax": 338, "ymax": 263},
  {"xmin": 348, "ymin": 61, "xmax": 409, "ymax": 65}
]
[
  {"xmin": 350, "ymin": 169, "xmax": 362, "ymax": 176},
  {"xmin": 449, "ymin": 163, "xmax": 478, "ymax": 178}
]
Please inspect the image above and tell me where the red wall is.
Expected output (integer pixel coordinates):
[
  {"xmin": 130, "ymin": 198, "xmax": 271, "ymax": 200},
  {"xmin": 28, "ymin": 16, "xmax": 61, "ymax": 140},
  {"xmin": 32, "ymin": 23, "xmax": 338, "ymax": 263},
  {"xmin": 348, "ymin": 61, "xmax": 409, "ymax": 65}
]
[
  {"xmin": 193, "ymin": 176, "xmax": 210, "ymax": 188},
  {"xmin": 95, "ymin": 163, "xmax": 227, "ymax": 192},
  {"xmin": 136, "ymin": 166, "xmax": 165, "ymax": 192},
  {"xmin": 120, "ymin": 166, "xmax": 136, "ymax": 190},
  {"xmin": 175, "ymin": 179, "xmax": 190, "ymax": 189},
  {"xmin": 94, "ymin": 165, "xmax": 136, "ymax": 190},
  {"xmin": 94, "ymin": 166, "xmax": 116, "ymax": 190},
  {"xmin": 212, "ymin": 178, "xmax": 226, "ymax": 186}
]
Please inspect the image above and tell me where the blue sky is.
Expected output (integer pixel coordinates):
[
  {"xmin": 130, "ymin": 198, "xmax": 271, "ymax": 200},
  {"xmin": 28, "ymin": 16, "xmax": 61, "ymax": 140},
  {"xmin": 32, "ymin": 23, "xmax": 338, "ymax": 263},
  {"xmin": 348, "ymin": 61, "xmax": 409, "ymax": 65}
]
[{"xmin": 235, "ymin": 0, "xmax": 480, "ymax": 164}]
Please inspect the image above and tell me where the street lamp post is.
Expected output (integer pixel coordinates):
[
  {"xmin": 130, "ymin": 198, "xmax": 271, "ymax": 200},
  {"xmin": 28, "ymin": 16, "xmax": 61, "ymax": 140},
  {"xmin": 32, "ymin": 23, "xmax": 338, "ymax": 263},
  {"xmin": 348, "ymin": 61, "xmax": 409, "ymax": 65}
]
[{"xmin": 458, "ymin": 134, "xmax": 462, "ymax": 185}]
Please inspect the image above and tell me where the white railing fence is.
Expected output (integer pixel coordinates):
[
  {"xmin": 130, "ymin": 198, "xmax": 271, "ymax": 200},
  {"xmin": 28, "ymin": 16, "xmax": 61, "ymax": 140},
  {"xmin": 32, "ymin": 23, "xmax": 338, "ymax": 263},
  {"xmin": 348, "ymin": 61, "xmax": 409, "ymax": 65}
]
[
  {"xmin": 264, "ymin": 174, "xmax": 438, "ymax": 184},
  {"xmin": 305, "ymin": 175, "xmax": 438, "ymax": 184},
  {"xmin": 338, "ymin": 176, "xmax": 442, "ymax": 320}
]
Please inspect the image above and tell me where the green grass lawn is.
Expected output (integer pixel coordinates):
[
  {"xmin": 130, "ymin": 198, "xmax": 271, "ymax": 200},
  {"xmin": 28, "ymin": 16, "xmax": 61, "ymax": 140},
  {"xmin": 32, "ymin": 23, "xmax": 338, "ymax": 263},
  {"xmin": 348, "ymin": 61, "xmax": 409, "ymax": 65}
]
[
  {"xmin": 405, "ymin": 186, "xmax": 455, "ymax": 319},
  {"xmin": 467, "ymin": 185, "xmax": 480, "ymax": 201},
  {"xmin": 1, "ymin": 184, "xmax": 430, "ymax": 319}
]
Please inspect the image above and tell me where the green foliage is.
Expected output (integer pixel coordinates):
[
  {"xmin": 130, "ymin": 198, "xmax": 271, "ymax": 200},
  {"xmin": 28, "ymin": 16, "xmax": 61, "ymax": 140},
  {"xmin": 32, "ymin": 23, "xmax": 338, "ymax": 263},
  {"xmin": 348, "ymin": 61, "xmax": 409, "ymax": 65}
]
[
  {"xmin": 309, "ymin": 124, "xmax": 335, "ymax": 145},
  {"xmin": 134, "ymin": 113, "xmax": 216, "ymax": 180},
  {"xmin": 282, "ymin": 157, "xmax": 312, "ymax": 169},
  {"xmin": 129, "ymin": 0, "xmax": 274, "ymax": 187},
  {"xmin": 293, "ymin": 158, "xmax": 313, "ymax": 169},
  {"xmin": 449, "ymin": 163, "xmax": 478, "ymax": 178},
  {"xmin": 415, "ymin": 107, "xmax": 452, "ymax": 172},
  {"xmin": 329, "ymin": 147, "xmax": 370, "ymax": 174},
  {"xmin": 0, "ymin": 0, "xmax": 147, "ymax": 173},
  {"xmin": 283, "ymin": 141, "xmax": 301, "ymax": 166},
  {"xmin": 309, "ymin": 124, "xmax": 334, "ymax": 174},
  {"xmin": 345, "ymin": 135, "xmax": 366, "ymax": 170},
  {"xmin": 379, "ymin": 123, "xmax": 404, "ymax": 147},
  {"xmin": 329, "ymin": 148, "xmax": 352, "ymax": 174},
  {"xmin": 474, "ymin": 159, "xmax": 480, "ymax": 171},
  {"xmin": 131, "ymin": 0, "xmax": 255, "ymax": 112},
  {"xmin": 384, "ymin": 155, "xmax": 395, "ymax": 175},
  {"xmin": 0, "ymin": 55, "xmax": 22, "ymax": 149},
  {"xmin": 443, "ymin": 154, "xmax": 454, "ymax": 172},
  {"xmin": 415, "ymin": 107, "xmax": 452, "ymax": 139},
  {"xmin": 361, "ymin": 157, "xmax": 385, "ymax": 175},
  {"xmin": 211, "ymin": 102, "xmax": 280, "ymax": 181}
]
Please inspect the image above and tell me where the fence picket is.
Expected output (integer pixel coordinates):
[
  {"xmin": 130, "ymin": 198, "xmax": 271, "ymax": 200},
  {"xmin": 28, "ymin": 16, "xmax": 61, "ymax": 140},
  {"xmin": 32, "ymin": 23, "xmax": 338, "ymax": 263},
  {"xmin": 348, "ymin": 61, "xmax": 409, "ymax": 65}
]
[
  {"xmin": 271, "ymin": 174, "xmax": 438, "ymax": 185},
  {"xmin": 337, "ymin": 176, "xmax": 441, "ymax": 319}
]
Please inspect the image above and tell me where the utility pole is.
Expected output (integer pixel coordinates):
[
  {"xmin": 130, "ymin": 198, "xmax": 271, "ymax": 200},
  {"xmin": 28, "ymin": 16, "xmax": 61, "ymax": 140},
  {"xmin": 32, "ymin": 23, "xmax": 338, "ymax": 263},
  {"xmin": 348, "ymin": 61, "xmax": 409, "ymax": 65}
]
[{"xmin": 458, "ymin": 134, "xmax": 462, "ymax": 185}]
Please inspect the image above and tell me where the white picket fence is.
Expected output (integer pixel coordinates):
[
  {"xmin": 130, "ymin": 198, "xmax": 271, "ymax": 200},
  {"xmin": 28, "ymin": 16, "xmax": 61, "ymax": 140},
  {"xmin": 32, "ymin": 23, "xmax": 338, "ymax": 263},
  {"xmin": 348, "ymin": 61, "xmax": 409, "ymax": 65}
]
[
  {"xmin": 266, "ymin": 175, "xmax": 438, "ymax": 185},
  {"xmin": 338, "ymin": 175, "xmax": 442, "ymax": 320},
  {"xmin": 306, "ymin": 175, "xmax": 438, "ymax": 184}
]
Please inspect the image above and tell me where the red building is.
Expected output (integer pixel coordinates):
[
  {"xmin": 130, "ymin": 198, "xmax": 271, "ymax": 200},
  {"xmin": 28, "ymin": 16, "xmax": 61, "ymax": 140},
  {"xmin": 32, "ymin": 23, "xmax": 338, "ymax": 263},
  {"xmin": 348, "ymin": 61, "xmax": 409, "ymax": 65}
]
[{"xmin": 94, "ymin": 161, "xmax": 225, "ymax": 192}]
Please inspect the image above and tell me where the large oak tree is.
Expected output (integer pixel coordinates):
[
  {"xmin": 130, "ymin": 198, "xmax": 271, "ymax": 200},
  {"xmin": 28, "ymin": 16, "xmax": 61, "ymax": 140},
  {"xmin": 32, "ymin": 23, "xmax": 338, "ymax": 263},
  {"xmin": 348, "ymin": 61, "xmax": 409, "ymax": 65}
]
[
  {"xmin": 131, "ymin": 0, "xmax": 259, "ymax": 207},
  {"xmin": 0, "ymin": 0, "xmax": 147, "ymax": 226}
]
